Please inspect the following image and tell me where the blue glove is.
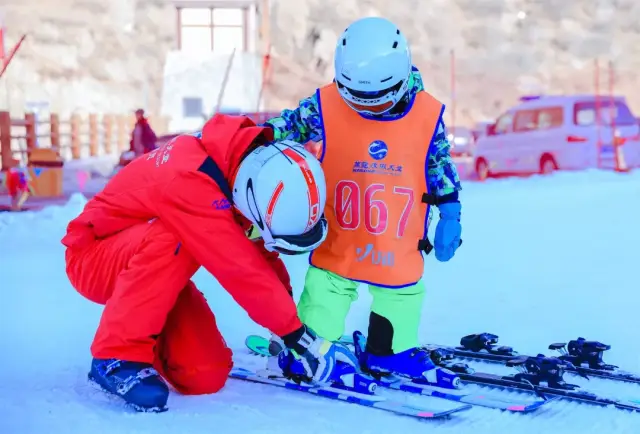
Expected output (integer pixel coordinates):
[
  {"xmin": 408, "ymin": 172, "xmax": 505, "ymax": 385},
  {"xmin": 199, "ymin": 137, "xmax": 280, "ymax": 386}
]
[{"xmin": 434, "ymin": 202, "xmax": 462, "ymax": 262}]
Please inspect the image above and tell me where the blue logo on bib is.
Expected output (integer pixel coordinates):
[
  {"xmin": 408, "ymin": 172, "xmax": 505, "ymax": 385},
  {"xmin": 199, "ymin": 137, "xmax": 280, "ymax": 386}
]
[{"xmin": 368, "ymin": 141, "xmax": 388, "ymax": 160}]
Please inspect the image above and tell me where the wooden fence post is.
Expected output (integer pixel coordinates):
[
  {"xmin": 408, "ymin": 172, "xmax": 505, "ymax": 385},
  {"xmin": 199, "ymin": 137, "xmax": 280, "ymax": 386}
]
[
  {"xmin": 149, "ymin": 115, "xmax": 169, "ymax": 136},
  {"xmin": 25, "ymin": 113, "xmax": 36, "ymax": 151},
  {"xmin": 128, "ymin": 115, "xmax": 136, "ymax": 133},
  {"xmin": 70, "ymin": 113, "xmax": 81, "ymax": 159},
  {"xmin": 50, "ymin": 113, "xmax": 60, "ymax": 152},
  {"xmin": 117, "ymin": 115, "xmax": 128, "ymax": 152},
  {"xmin": 0, "ymin": 111, "xmax": 12, "ymax": 170},
  {"xmin": 89, "ymin": 113, "xmax": 98, "ymax": 156},
  {"xmin": 161, "ymin": 116, "xmax": 170, "ymax": 135},
  {"xmin": 103, "ymin": 114, "xmax": 113, "ymax": 155}
]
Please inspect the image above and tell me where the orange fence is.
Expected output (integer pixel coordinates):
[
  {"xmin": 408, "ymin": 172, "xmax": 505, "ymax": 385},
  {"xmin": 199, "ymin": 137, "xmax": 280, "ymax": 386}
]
[{"xmin": 0, "ymin": 111, "xmax": 169, "ymax": 171}]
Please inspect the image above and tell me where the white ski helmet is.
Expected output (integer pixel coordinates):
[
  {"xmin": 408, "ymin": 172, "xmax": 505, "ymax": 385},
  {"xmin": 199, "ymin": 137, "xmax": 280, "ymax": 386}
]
[
  {"xmin": 233, "ymin": 140, "xmax": 328, "ymax": 254},
  {"xmin": 334, "ymin": 17, "xmax": 412, "ymax": 115}
]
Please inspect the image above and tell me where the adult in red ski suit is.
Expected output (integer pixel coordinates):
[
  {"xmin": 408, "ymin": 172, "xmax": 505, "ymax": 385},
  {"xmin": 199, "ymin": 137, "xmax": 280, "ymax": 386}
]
[{"xmin": 62, "ymin": 114, "xmax": 330, "ymax": 400}]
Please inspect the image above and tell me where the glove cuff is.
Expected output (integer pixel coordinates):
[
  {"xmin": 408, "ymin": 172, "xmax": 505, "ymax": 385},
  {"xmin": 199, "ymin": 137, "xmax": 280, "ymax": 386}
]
[
  {"xmin": 281, "ymin": 325, "xmax": 317, "ymax": 355},
  {"xmin": 438, "ymin": 201, "xmax": 461, "ymax": 219}
]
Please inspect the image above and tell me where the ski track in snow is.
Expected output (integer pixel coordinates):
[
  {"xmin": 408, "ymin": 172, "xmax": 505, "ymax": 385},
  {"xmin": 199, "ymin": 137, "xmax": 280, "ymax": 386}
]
[{"xmin": 1, "ymin": 170, "xmax": 640, "ymax": 434}]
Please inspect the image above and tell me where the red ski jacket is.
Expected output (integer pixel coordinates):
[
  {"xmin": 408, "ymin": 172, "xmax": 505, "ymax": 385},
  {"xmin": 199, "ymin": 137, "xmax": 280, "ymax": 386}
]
[{"xmin": 62, "ymin": 114, "xmax": 302, "ymax": 337}]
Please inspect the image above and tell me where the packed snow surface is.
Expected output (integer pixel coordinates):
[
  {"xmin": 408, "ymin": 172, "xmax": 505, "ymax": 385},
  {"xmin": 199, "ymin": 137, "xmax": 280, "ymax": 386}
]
[{"xmin": 1, "ymin": 170, "xmax": 640, "ymax": 433}]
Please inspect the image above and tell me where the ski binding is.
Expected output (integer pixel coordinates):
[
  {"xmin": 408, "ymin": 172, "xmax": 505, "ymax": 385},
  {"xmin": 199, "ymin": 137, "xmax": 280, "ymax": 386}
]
[{"xmin": 229, "ymin": 366, "xmax": 470, "ymax": 419}]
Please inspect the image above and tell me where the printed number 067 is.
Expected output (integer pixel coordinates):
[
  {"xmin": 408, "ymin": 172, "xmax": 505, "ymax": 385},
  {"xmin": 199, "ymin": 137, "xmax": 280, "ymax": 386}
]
[{"xmin": 335, "ymin": 180, "xmax": 414, "ymax": 237}]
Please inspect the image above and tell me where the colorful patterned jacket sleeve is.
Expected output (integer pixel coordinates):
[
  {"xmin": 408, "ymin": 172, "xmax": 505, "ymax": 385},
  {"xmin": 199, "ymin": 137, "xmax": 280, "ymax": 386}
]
[
  {"xmin": 263, "ymin": 75, "xmax": 462, "ymax": 197},
  {"xmin": 429, "ymin": 120, "xmax": 462, "ymax": 196},
  {"xmin": 411, "ymin": 72, "xmax": 462, "ymax": 197},
  {"xmin": 263, "ymin": 93, "xmax": 325, "ymax": 144}
]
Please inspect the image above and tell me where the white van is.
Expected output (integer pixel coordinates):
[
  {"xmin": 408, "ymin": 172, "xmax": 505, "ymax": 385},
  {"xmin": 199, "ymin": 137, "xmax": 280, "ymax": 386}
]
[{"xmin": 473, "ymin": 95, "xmax": 640, "ymax": 180}]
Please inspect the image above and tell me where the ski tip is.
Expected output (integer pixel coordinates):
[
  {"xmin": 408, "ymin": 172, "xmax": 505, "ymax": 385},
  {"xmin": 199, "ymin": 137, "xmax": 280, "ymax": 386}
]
[
  {"xmin": 416, "ymin": 403, "xmax": 472, "ymax": 418},
  {"xmin": 245, "ymin": 335, "xmax": 262, "ymax": 345},
  {"xmin": 416, "ymin": 411, "xmax": 435, "ymax": 418},
  {"xmin": 244, "ymin": 335, "xmax": 272, "ymax": 357},
  {"xmin": 504, "ymin": 400, "xmax": 544, "ymax": 413},
  {"xmin": 512, "ymin": 397, "xmax": 558, "ymax": 413},
  {"xmin": 453, "ymin": 403, "xmax": 473, "ymax": 414}
]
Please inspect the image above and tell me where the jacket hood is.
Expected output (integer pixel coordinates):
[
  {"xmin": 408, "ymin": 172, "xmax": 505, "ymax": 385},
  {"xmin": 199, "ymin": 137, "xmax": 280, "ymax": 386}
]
[{"xmin": 200, "ymin": 114, "xmax": 274, "ymax": 178}]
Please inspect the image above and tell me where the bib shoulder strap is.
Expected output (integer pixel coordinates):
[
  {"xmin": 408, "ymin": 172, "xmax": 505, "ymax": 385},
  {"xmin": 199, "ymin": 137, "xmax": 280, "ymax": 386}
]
[{"xmin": 198, "ymin": 156, "xmax": 233, "ymax": 203}]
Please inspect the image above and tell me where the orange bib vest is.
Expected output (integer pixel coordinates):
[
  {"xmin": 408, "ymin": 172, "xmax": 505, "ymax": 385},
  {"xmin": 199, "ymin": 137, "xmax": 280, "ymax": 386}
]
[{"xmin": 310, "ymin": 83, "xmax": 444, "ymax": 288}]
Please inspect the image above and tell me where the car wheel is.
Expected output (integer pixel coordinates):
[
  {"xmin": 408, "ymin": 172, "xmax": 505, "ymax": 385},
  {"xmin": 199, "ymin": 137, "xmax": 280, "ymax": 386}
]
[
  {"xmin": 475, "ymin": 158, "xmax": 490, "ymax": 181},
  {"xmin": 540, "ymin": 155, "xmax": 558, "ymax": 174}
]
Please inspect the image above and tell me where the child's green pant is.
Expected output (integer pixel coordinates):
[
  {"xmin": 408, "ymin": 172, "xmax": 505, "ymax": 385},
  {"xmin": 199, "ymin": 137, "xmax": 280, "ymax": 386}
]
[{"xmin": 297, "ymin": 265, "xmax": 425, "ymax": 353}]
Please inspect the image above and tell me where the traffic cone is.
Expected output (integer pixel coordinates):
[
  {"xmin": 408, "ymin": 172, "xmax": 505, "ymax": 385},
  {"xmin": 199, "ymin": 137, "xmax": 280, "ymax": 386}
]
[{"xmin": 613, "ymin": 138, "xmax": 629, "ymax": 173}]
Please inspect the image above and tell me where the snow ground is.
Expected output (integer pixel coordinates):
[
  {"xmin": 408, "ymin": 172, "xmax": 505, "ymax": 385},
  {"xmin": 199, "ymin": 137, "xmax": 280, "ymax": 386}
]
[{"xmin": 1, "ymin": 170, "xmax": 640, "ymax": 434}]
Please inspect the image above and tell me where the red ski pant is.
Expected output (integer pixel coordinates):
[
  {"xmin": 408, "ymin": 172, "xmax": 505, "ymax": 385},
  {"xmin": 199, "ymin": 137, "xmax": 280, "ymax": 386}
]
[{"xmin": 65, "ymin": 219, "xmax": 233, "ymax": 395}]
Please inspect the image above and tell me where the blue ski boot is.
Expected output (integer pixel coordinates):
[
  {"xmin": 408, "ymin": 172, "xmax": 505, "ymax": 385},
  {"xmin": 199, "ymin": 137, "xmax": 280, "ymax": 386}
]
[
  {"xmin": 88, "ymin": 358, "xmax": 169, "ymax": 412},
  {"xmin": 267, "ymin": 344, "xmax": 377, "ymax": 395},
  {"xmin": 269, "ymin": 349, "xmax": 378, "ymax": 395},
  {"xmin": 353, "ymin": 331, "xmax": 461, "ymax": 389}
]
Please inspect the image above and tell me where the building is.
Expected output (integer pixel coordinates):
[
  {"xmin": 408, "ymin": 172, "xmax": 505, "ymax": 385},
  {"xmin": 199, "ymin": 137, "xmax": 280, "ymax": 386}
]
[
  {"xmin": 161, "ymin": 1, "xmax": 267, "ymax": 132},
  {"xmin": 0, "ymin": 0, "xmax": 272, "ymax": 133}
]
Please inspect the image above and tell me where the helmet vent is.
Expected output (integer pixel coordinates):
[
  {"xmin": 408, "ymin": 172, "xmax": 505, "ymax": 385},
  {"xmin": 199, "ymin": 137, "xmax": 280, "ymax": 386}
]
[
  {"xmin": 342, "ymin": 38, "xmax": 346, "ymax": 46},
  {"xmin": 341, "ymin": 73, "xmax": 352, "ymax": 81},
  {"xmin": 380, "ymin": 76, "xmax": 393, "ymax": 83},
  {"xmin": 396, "ymin": 29, "xmax": 400, "ymax": 35}
]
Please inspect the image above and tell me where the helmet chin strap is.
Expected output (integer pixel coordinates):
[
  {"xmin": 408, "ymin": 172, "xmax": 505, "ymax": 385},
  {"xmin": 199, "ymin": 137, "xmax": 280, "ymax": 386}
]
[
  {"xmin": 387, "ymin": 91, "xmax": 411, "ymax": 114},
  {"xmin": 362, "ymin": 90, "xmax": 410, "ymax": 118}
]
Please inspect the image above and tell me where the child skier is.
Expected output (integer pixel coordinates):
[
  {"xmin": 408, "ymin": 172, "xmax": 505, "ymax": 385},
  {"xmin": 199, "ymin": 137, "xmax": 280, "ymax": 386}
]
[{"xmin": 263, "ymin": 17, "xmax": 463, "ymax": 385}]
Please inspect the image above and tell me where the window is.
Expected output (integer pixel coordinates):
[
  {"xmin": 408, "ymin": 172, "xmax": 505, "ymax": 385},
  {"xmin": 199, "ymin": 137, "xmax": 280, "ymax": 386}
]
[
  {"xmin": 181, "ymin": 26, "xmax": 213, "ymax": 52},
  {"xmin": 514, "ymin": 109, "xmax": 538, "ymax": 132},
  {"xmin": 574, "ymin": 100, "xmax": 636, "ymax": 126},
  {"xmin": 181, "ymin": 8, "xmax": 212, "ymax": 26},
  {"xmin": 575, "ymin": 108, "xmax": 596, "ymax": 126},
  {"xmin": 213, "ymin": 27, "xmax": 245, "ymax": 53},
  {"xmin": 537, "ymin": 107, "xmax": 563, "ymax": 130},
  {"xmin": 178, "ymin": 6, "xmax": 246, "ymax": 53},
  {"xmin": 213, "ymin": 8, "xmax": 243, "ymax": 26},
  {"xmin": 183, "ymin": 97, "xmax": 203, "ymax": 118},
  {"xmin": 494, "ymin": 113, "xmax": 514, "ymax": 134}
]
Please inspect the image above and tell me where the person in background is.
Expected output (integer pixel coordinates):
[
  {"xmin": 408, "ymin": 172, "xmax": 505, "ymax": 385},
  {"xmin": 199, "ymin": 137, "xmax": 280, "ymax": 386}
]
[
  {"xmin": 1, "ymin": 158, "xmax": 31, "ymax": 211},
  {"xmin": 130, "ymin": 109, "xmax": 158, "ymax": 157}
]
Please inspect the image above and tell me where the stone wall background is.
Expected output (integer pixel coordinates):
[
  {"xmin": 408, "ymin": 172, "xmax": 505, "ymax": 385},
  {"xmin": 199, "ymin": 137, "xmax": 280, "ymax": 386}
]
[
  {"xmin": 265, "ymin": 0, "xmax": 640, "ymax": 125},
  {"xmin": 1, "ymin": 0, "xmax": 638, "ymax": 126},
  {"xmin": 0, "ymin": 0, "xmax": 174, "ymax": 116}
]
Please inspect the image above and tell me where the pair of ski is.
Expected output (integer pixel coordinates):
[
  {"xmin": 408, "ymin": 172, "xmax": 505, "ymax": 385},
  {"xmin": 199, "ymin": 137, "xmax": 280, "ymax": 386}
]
[
  {"xmin": 437, "ymin": 332, "xmax": 640, "ymax": 384},
  {"xmin": 344, "ymin": 332, "xmax": 640, "ymax": 413},
  {"xmin": 230, "ymin": 334, "xmax": 551, "ymax": 420}
]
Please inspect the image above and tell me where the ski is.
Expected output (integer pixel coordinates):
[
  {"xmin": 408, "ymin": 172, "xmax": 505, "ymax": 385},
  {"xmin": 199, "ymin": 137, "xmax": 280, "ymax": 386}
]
[
  {"xmin": 245, "ymin": 335, "xmax": 272, "ymax": 357},
  {"xmin": 376, "ymin": 375, "xmax": 551, "ymax": 412},
  {"xmin": 454, "ymin": 366, "xmax": 640, "ymax": 412},
  {"xmin": 431, "ymin": 333, "xmax": 640, "ymax": 385},
  {"xmin": 229, "ymin": 367, "xmax": 470, "ymax": 419},
  {"xmin": 339, "ymin": 333, "xmax": 640, "ymax": 413},
  {"xmin": 244, "ymin": 335, "xmax": 549, "ymax": 413}
]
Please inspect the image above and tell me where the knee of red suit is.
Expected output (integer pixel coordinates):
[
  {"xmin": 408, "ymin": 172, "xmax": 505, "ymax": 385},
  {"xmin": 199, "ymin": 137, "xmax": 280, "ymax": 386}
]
[{"xmin": 156, "ymin": 357, "xmax": 233, "ymax": 395}]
